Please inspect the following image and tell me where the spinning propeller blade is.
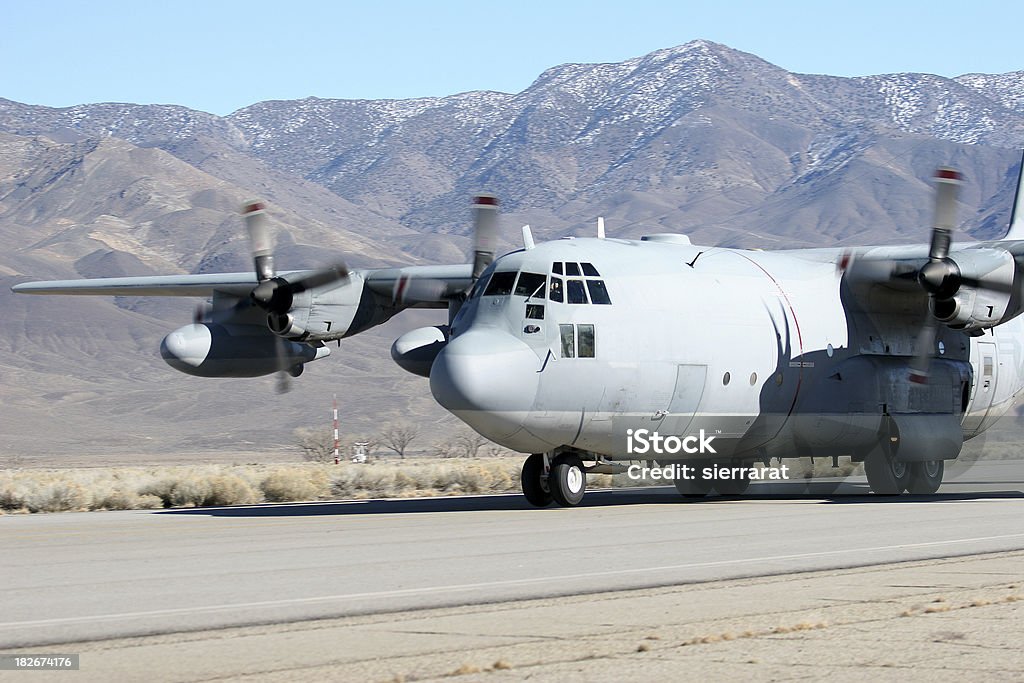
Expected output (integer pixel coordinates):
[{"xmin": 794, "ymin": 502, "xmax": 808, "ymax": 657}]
[
  {"xmin": 910, "ymin": 169, "xmax": 963, "ymax": 383},
  {"xmin": 241, "ymin": 201, "xmax": 349, "ymax": 390}
]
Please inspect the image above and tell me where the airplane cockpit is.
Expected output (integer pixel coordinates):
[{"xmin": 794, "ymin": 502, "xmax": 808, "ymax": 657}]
[{"xmin": 454, "ymin": 259, "xmax": 613, "ymax": 350}]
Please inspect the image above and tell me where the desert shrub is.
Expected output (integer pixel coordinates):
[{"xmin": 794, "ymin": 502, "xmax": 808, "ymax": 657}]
[
  {"xmin": 135, "ymin": 494, "xmax": 164, "ymax": 510},
  {"xmin": 138, "ymin": 478, "xmax": 177, "ymax": 508},
  {"xmin": 0, "ymin": 477, "xmax": 26, "ymax": 510},
  {"xmin": 26, "ymin": 481, "xmax": 88, "ymax": 513},
  {"xmin": 392, "ymin": 470, "xmax": 415, "ymax": 493},
  {"xmin": 260, "ymin": 469, "xmax": 325, "ymax": 502},
  {"xmin": 90, "ymin": 487, "xmax": 142, "ymax": 511},
  {"xmin": 168, "ymin": 476, "xmax": 213, "ymax": 508},
  {"xmin": 204, "ymin": 474, "xmax": 260, "ymax": 506}
]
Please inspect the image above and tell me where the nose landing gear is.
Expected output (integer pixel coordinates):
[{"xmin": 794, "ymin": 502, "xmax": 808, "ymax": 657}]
[{"xmin": 521, "ymin": 452, "xmax": 588, "ymax": 507}]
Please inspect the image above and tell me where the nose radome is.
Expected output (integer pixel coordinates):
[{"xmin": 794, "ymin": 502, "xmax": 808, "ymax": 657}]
[{"xmin": 430, "ymin": 329, "xmax": 540, "ymax": 437}]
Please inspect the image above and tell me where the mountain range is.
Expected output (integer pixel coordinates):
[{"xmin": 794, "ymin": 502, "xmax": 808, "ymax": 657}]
[{"xmin": 2, "ymin": 40, "xmax": 1023, "ymax": 461}]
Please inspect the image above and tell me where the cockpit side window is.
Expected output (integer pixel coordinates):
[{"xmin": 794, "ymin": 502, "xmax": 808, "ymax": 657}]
[
  {"xmin": 581, "ymin": 262, "xmax": 600, "ymax": 276},
  {"xmin": 577, "ymin": 324, "xmax": 595, "ymax": 358},
  {"xmin": 483, "ymin": 271, "xmax": 517, "ymax": 296},
  {"xmin": 552, "ymin": 262, "xmax": 563, "ymax": 275},
  {"xmin": 559, "ymin": 324, "xmax": 575, "ymax": 358},
  {"xmin": 549, "ymin": 277, "xmax": 564, "ymax": 302},
  {"xmin": 514, "ymin": 272, "xmax": 547, "ymax": 299}
]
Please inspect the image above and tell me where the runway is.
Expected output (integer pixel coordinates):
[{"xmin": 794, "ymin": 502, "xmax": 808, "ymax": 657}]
[{"xmin": 2, "ymin": 460, "xmax": 1024, "ymax": 656}]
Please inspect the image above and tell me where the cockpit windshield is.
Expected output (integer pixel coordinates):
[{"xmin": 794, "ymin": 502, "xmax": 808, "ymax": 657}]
[
  {"xmin": 514, "ymin": 272, "xmax": 547, "ymax": 299},
  {"xmin": 483, "ymin": 271, "xmax": 517, "ymax": 296},
  {"xmin": 477, "ymin": 266, "xmax": 609, "ymax": 304}
]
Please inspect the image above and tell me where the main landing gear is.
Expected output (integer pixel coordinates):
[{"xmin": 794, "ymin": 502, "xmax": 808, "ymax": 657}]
[
  {"xmin": 521, "ymin": 452, "xmax": 587, "ymax": 507},
  {"xmin": 863, "ymin": 444, "xmax": 945, "ymax": 495}
]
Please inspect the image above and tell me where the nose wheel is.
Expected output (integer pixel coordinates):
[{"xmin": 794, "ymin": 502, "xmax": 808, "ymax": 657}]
[
  {"xmin": 521, "ymin": 453, "xmax": 552, "ymax": 507},
  {"xmin": 521, "ymin": 453, "xmax": 587, "ymax": 507}
]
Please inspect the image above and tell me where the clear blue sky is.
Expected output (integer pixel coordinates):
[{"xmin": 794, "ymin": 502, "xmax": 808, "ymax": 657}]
[{"xmin": 2, "ymin": 1, "xmax": 1021, "ymax": 116}]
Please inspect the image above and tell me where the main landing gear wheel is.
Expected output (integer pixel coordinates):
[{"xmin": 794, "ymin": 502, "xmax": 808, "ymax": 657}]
[
  {"xmin": 906, "ymin": 460, "xmax": 944, "ymax": 495},
  {"xmin": 673, "ymin": 461, "xmax": 713, "ymax": 498},
  {"xmin": 549, "ymin": 453, "xmax": 586, "ymax": 507},
  {"xmin": 521, "ymin": 453, "xmax": 552, "ymax": 507},
  {"xmin": 864, "ymin": 445, "xmax": 910, "ymax": 494}
]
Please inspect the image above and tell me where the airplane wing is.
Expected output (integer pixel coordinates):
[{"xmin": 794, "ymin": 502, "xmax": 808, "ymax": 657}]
[
  {"xmin": 11, "ymin": 272, "xmax": 260, "ymax": 297},
  {"xmin": 11, "ymin": 264, "xmax": 477, "ymax": 305},
  {"xmin": 364, "ymin": 264, "xmax": 475, "ymax": 305}
]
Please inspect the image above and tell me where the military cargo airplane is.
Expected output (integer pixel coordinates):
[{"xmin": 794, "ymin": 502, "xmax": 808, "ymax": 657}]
[{"xmin": 13, "ymin": 161, "xmax": 1024, "ymax": 506}]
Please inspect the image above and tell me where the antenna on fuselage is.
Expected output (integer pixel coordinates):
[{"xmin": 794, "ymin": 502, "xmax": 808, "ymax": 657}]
[
  {"xmin": 522, "ymin": 225, "xmax": 535, "ymax": 250},
  {"xmin": 597, "ymin": 217, "xmax": 606, "ymax": 239}
]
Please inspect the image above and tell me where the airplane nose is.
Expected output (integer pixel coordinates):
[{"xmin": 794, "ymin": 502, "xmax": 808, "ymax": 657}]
[{"xmin": 430, "ymin": 328, "xmax": 540, "ymax": 439}]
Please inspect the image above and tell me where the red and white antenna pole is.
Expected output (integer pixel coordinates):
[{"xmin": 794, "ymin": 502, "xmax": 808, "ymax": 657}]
[{"xmin": 333, "ymin": 393, "xmax": 340, "ymax": 465}]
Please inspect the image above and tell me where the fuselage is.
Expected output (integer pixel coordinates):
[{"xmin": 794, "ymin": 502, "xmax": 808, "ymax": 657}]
[{"xmin": 429, "ymin": 236, "xmax": 1024, "ymax": 462}]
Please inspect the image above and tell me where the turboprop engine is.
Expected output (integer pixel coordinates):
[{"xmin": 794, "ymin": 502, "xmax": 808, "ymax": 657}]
[{"xmin": 925, "ymin": 248, "xmax": 1016, "ymax": 330}]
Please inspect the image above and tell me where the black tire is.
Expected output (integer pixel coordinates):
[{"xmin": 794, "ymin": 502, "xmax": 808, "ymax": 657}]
[
  {"xmin": 549, "ymin": 453, "xmax": 586, "ymax": 507},
  {"xmin": 906, "ymin": 460, "xmax": 944, "ymax": 495},
  {"xmin": 521, "ymin": 453, "xmax": 552, "ymax": 507},
  {"xmin": 672, "ymin": 461, "xmax": 713, "ymax": 498},
  {"xmin": 864, "ymin": 445, "xmax": 910, "ymax": 494}
]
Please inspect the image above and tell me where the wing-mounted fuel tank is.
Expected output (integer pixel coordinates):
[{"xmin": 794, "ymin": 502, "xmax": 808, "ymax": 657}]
[
  {"xmin": 161, "ymin": 323, "xmax": 330, "ymax": 377},
  {"xmin": 391, "ymin": 325, "xmax": 450, "ymax": 377},
  {"xmin": 790, "ymin": 355, "xmax": 970, "ymax": 461}
]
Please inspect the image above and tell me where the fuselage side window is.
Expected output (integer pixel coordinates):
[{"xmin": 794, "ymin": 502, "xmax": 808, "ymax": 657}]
[
  {"xmin": 577, "ymin": 324, "xmax": 595, "ymax": 358},
  {"xmin": 559, "ymin": 324, "xmax": 575, "ymax": 358},
  {"xmin": 565, "ymin": 262, "xmax": 581, "ymax": 276},
  {"xmin": 484, "ymin": 271, "xmax": 517, "ymax": 296},
  {"xmin": 587, "ymin": 279, "xmax": 612, "ymax": 304},
  {"xmin": 514, "ymin": 272, "xmax": 547, "ymax": 299},
  {"xmin": 549, "ymin": 277, "xmax": 564, "ymax": 302},
  {"xmin": 567, "ymin": 279, "xmax": 588, "ymax": 304}
]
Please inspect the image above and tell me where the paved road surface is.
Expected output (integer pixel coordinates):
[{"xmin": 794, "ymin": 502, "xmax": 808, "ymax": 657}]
[{"xmin": 1, "ymin": 461, "xmax": 1023, "ymax": 680}]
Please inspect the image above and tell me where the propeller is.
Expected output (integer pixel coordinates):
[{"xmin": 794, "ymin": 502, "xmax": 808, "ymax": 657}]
[
  {"xmin": 241, "ymin": 201, "xmax": 350, "ymax": 392},
  {"xmin": 389, "ymin": 193, "xmax": 500, "ymax": 308},
  {"xmin": 471, "ymin": 194, "xmax": 499, "ymax": 282},
  {"xmin": 909, "ymin": 168, "xmax": 962, "ymax": 384}
]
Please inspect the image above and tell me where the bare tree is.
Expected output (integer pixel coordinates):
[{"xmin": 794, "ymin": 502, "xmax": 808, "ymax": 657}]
[
  {"xmin": 434, "ymin": 440, "xmax": 456, "ymax": 458},
  {"xmin": 485, "ymin": 443, "xmax": 510, "ymax": 458},
  {"xmin": 455, "ymin": 432, "xmax": 489, "ymax": 458},
  {"xmin": 294, "ymin": 427, "xmax": 336, "ymax": 463},
  {"xmin": 381, "ymin": 423, "xmax": 421, "ymax": 459}
]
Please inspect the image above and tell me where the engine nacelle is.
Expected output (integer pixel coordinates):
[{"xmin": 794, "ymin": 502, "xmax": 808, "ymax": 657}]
[
  {"xmin": 391, "ymin": 325, "xmax": 449, "ymax": 377},
  {"xmin": 161, "ymin": 323, "xmax": 329, "ymax": 377},
  {"xmin": 932, "ymin": 249, "xmax": 1015, "ymax": 331},
  {"xmin": 268, "ymin": 312, "xmax": 309, "ymax": 340}
]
